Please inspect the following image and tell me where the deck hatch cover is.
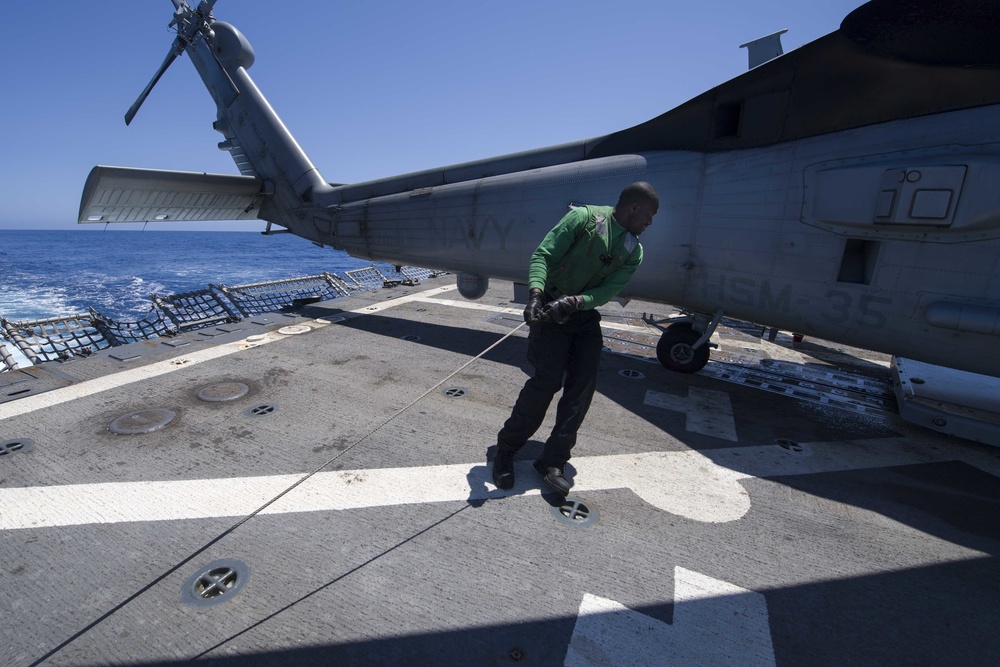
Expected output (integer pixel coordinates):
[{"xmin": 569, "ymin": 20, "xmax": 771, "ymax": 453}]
[
  {"xmin": 181, "ymin": 559, "xmax": 250, "ymax": 607},
  {"xmin": 109, "ymin": 408, "xmax": 177, "ymax": 434},
  {"xmin": 550, "ymin": 499, "xmax": 599, "ymax": 527},
  {"xmin": 0, "ymin": 439, "xmax": 33, "ymax": 457},
  {"xmin": 197, "ymin": 382, "xmax": 250, "ymax": 402}
]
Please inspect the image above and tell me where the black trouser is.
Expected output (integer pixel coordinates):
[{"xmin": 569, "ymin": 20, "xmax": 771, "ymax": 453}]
[{"xmin": 497, "ymin": 309, "xmax": 604, "ymax": 467}]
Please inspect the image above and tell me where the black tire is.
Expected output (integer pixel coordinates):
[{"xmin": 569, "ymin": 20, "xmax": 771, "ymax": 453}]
[{"xmin": 656, "ymin": 327, "xmax": 710, "ymax": 373}]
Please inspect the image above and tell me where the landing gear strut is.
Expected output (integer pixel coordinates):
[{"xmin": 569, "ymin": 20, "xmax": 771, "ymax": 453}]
[{"xmin": 644, "ymin": 309, "xmax": 723, "ymax": 374}]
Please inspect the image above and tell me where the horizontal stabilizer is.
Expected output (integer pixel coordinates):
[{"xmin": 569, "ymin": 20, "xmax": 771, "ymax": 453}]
[{"xmin": 78, "ymin": 166, "xmax": 266, "ymax": 224}]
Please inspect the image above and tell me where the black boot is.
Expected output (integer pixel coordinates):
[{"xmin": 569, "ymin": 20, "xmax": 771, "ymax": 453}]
[
  {"xmin": 492, "ymin": 446, "xmax": 515, "ymax": 490},
  {"xmin": 533, "ymin": 459, "xmax": 571, "ymax": 496}
]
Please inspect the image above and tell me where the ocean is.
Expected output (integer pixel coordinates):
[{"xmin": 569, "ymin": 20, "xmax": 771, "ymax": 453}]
[{"xmin": 0, "ymin": 229, "xmax": 395, "ymax": 323}]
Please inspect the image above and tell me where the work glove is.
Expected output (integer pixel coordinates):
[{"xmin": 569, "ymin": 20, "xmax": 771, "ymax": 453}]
[
  {"xmin": 541, "ymin": 295, "xmax": 582, "ymax": 324},
  {"xmin": 523, "ymin": 288, "xmax": 544, "ymax": 325}
]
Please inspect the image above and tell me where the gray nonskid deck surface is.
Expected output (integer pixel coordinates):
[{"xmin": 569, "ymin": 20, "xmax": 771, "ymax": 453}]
[{"xmin": 2, "ymin": 278, "xmax": 998, "ymax": 666}]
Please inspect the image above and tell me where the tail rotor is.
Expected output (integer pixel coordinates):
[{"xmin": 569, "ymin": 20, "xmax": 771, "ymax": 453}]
[{"xmin": 124, "ymin": 1, "xmax": 219, "ymax": 126}]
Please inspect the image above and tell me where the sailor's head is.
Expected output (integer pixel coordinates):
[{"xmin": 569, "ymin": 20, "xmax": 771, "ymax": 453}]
[{"xmin": 615, "ymin": 181, "xmax": 659, "ymax": 236}]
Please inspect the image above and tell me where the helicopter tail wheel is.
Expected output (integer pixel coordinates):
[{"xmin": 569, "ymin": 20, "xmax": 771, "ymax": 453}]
[{"xmin": 656, "ymin": 327, "xmax": 710, "ymax": 373}]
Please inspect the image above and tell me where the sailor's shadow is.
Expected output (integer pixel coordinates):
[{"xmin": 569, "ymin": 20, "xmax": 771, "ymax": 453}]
[{"xmin": 465, "ymin": 464, "xmax": 490, "ymax": 507}]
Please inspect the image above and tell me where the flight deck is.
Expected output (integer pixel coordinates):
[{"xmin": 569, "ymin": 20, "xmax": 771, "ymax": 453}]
[{"xmin": 2, "ymin": 276, "xmax": 998, "ymax": 666}]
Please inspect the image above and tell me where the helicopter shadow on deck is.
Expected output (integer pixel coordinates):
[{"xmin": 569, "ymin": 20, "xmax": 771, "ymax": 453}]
[
  {"xmin": 309, "ymin": 304, "xmax": 1000, "ymax": 555},
  {"xmin": 301, "ymin": 300, "xmax": 903, "ymax": 452}
]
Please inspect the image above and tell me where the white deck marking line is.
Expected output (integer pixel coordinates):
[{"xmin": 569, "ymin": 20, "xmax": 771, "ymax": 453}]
[
  {"xmin": 414, "ymin": 296, "xmax": 656, "ymax": 333},
  {"xmin": 0, "ymin": 337, "xmax": 284, "ymax": 420},
  {"xmin": 0, "ymin": 437, "xmax": 976, "ymax": 531},
  {"xmin": 0, "ymin": 285, "xmax": 459, "ymax": 421},
  {"xmin": 566, "ymin": 568, "xmax": 775, "ymax": 667},
  {"xmin": 351, "ymin": 285, "xmax": 457, "ymax": 313},
  {"xmin": 644, "ymin": 388, "xmax": 738, "ymax": 441},
  {"xmin": 414, "ymin": 297, "xmax": 522, "ymax": 316}
]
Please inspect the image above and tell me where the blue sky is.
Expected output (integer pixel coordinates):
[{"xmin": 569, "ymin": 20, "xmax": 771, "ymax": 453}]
[{"xmin": 0, "ymin": 0, "xmax": 864, "ymax": 232}]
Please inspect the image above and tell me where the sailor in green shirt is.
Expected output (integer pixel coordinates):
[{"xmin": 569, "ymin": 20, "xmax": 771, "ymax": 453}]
[{"xmin": 492, "ymin": 181, "xmax": 660, "ymax": 495}]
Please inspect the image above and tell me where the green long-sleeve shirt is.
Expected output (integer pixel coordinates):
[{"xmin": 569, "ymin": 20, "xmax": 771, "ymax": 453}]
[{"xmin": 528, "ymin": 205, "xmax": 643, "ymax": 310}]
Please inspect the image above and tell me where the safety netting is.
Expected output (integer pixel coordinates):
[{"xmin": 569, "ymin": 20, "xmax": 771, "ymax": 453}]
[
  {"xmin": 393, "ymin": 266, "xmax": 437, "ymax": 286},
  {"xmin": 0, "ymin": 265, "xmax": 446, "ymax": 372},
  {"xmin": 151, "ymin": 288, "xmax": 242, "ymax": 332},
  {"xmin": 219, "ymin": 272, "xmax": 352, "ymax": 318},
  {"xmin": 0, "ymin": 337, "xmax": 19, "ymax": 373},
  {"xmin": 343, "ymin": 266, "xmax": 392, "ymax": 291},
  {"xmin": 0, "ymin": 313, "xmax": 111, "ymax": 365},
  {"xmin": 89, "ymin": 307, "xmax": 179, "ymax": 345}
]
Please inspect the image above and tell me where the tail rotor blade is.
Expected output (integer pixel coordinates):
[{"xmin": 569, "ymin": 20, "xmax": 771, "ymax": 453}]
[{"xmin": 124, "ymin": 42, "xmax": 180, "ymax": 126}]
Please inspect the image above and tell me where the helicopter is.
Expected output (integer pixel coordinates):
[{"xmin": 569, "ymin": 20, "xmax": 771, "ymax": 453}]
[{"xmin": 80, "ymin": 0, "xmax": 1000, "ymax": 378}]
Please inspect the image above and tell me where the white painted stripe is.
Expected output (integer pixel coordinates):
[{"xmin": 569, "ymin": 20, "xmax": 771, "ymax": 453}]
[
  {"xmin": 0, "ymin": 285, "xmax": 458, "ymax": 421},
  {"xmin": 738, "ymin": 336, "xmax": 822, "ymax": 366},
  {"xmin": 644, "ymin": 388, "xmax": 738, "ymax": 441},
  {"xmin": 0, "ymin": 451, "xmax": 745, "ymax": 530},
  {"xmin": 415, "ymin": 296, "xmax": 656, "ymax": 333},
  {"xmin": 416, "ymin": 296, "xmax": 521, "ymax": 316},
  {"xmin": 600, "ymin": 320, "xmax": 655, "ymax": 334},
  {"xmin": 566, "ymin": 568, "xmax": 775, "ymax": 667},
  {"xmin": 0, "ymin": 438, "xmax": 966, "ymax": 531},
  {"xmin": 351, "ymin": 285, "xmax": 457, "ymax": 313},
  {"xmin": 669, "ymin": 566, "xmax": 775, "ymax": 666},
  {"xmin": 0, "ymin": 336, "xmax": 286, "ymax": 420}
]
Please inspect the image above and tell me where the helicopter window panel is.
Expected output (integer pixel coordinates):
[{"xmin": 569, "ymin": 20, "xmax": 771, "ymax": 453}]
[
  {"xmin": 909, "ymin": 189, "xmax": 953, "ymax": 219},
  {"xmin": 875, "ymin": 190, "xmax": 896, "ymax": 218},
  {"xmin": 874, "ymin": 166, "xmax": 965, "ymax": 226}
]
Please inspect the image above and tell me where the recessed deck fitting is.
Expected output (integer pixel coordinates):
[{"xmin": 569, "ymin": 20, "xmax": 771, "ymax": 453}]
[
  {"xmin": 244, "ymin": 403, "xmax": 277, "ymax": 417},
  {"xmin": 0, "ymin": 439, "xmax": 34, "ymax": 457},
  {"xmin": 441, "ymin": 387, "xmax": 467, "ymax": 399},
  {"xmin": 109, "ymin": 408, "xmax": 177, "ymax": 434},
  {"xmin": 181, "ymin": 559, "xmax": 250, "ymax": 607},
  {"xmin": 196, "ymin": 382, "xmax": 250, "ymax": 402},
  {"xmin": 775, "ymin": 438, "xmax": 813, "ymax": 456},
  {"xmin": 618, "ymin": 369, "xmax": 645, "ymax": 380},
  {"xmin": 400, "ymin": 334, "xmax": 421, "ymax": 342},
  {"xmin": 550, "ymin": 498, "xmax": 599, "ymax": 527}
]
